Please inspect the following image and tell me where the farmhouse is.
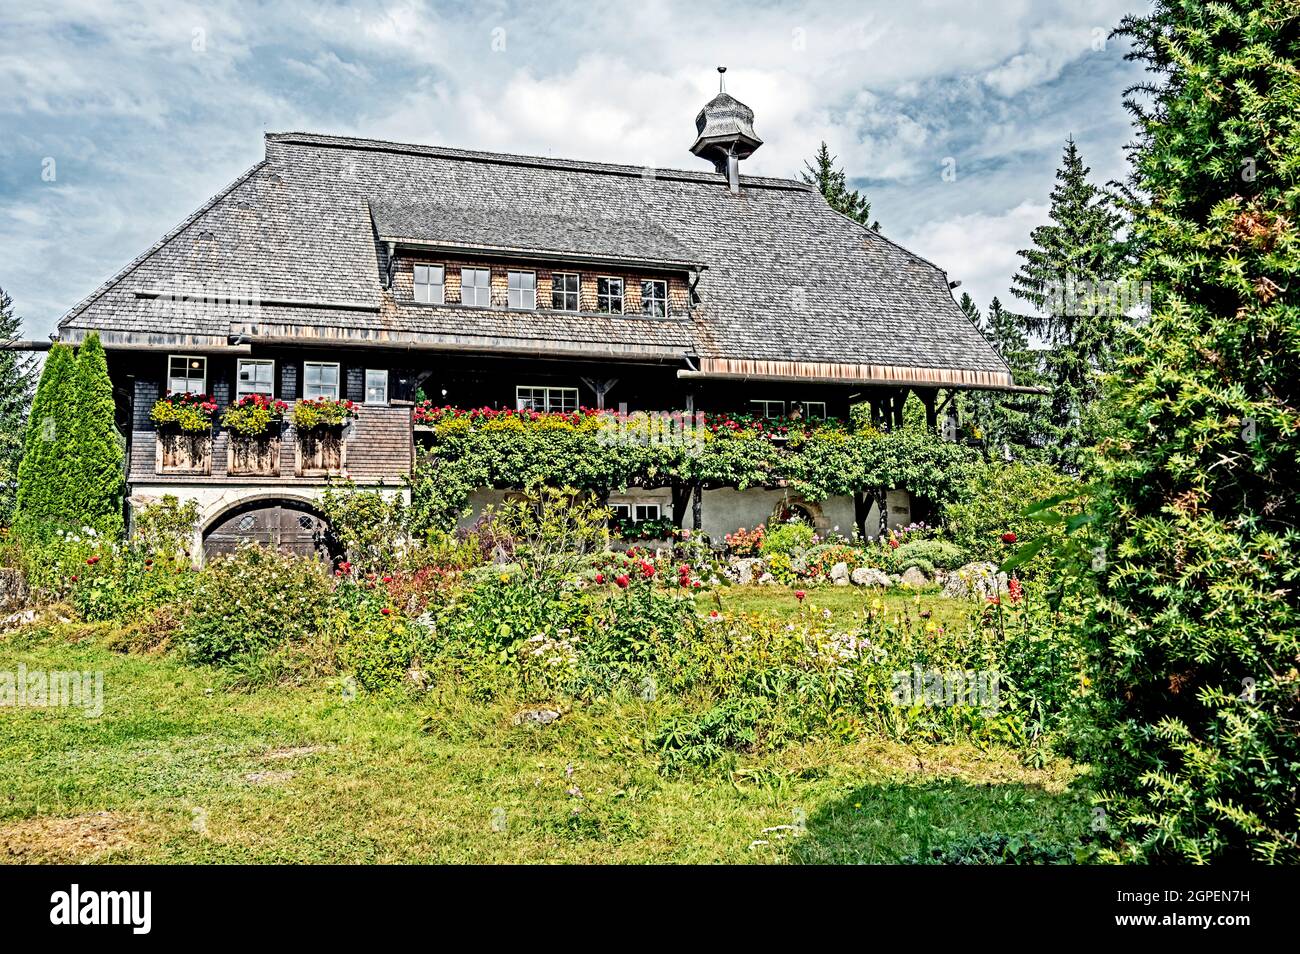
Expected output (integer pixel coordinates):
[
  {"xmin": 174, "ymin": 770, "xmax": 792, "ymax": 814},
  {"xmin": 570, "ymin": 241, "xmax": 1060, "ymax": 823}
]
[{"xmin": 54, "ymin": 77, "xmax": 1015, "ymax": 558}]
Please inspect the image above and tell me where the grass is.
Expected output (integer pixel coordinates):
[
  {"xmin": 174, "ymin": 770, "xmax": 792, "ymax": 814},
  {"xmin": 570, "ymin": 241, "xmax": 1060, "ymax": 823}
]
[
  {"xmin": 0, "ymin": 596, "xmax": 1092, "ymax": 864},
  {"xmin": 696, "ymin": 584, "xmax": 973, "ymax": 630}
]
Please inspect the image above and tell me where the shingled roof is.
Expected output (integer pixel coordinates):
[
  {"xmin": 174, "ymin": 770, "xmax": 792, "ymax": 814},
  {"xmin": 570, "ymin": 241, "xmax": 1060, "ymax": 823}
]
[{"xmin": 59, "ymin": 130, "xmax": 1013, "ymax": 388}]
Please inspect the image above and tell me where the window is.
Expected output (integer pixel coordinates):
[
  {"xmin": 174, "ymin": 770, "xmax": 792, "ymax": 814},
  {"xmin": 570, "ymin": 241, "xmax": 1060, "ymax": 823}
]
[
  {"xmin": 750, "ymin": 399, "xmax": 785, "ymax": 418},
  {"xmin": 596, "ymin": 277, "xmax": 623, "ymax": 314},
  {"xmin": 609, "ymin": 503, "xmax": 632, "ymax": 520},
  {"xmin": 364, "ymin": 369, "xmax": 388, "ymax": 405},
  {"xmin": 303, "ymin": 362, "xmax": 340, "ymax": 400},
  {"xmin": 167, "ymin": 354, "xmax": 206, "ymax": 395},
  {"xmin": 516, "ymin": 386, "xmax": 579, "ymax": 413},
  {"xmin": 551, "ymin": 272, "xmax": 579, "ymax": 312},
  {"xmin": 799, "ymin": 401, "xmax": 827, "ymax": 419},
  {"xmin": 413, "ymin": 264, "xmax": 444, "ymax": 304},
  {"xmin": 460, "ymin": 267, "xmax": 491, "ymax": 307},
  {"xmin": 634, "ymin": 504, "xmax": 661, "ymax": 522},
  {"xmin": 506, "ymin": 270, "xmax": 535, "ymax": 309},
  {"xmin": 641, "ymin": 279, "xmax": 668, "ymax": 317},
  {"xmin": 237, "ymin": 359, "xmax": 275, "ymax": 399}
]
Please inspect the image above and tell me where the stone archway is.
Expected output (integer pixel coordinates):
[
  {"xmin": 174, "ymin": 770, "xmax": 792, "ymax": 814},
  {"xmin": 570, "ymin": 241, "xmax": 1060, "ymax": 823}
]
[
  {"xmin": 202, "ymin": 497, "xmax": 334, "ymax": 561},
  {"xmin": 770, "ymin": 496, "xmax": 830, "ymax": 534}
]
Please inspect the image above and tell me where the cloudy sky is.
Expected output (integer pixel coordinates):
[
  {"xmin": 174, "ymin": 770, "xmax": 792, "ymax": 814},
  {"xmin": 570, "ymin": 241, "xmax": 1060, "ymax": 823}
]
[{"xmin": 0, "ymin": 0, "xmax": 1146, "ymax": 340}]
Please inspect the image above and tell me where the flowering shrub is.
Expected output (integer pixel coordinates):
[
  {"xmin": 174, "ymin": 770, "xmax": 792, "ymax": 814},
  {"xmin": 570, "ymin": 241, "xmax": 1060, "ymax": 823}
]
[
  {"xmin": 150, "ymin": 393, "xmax": 216, "ymax": 432},
  {"xmin": 179, "ymin": 543, "xmax": 334, "ymax": 663},
  {"xmin": 221, "ymin": 394, "xmax": 288, "ymax": 437},
  {"xmin": 759, "ymin": 521, "xmax": 816, "ymax": 557},
  {"xmin": 291, "ymin": 397, "xmax": 357, "ymax": 430},
  {"xmin": 724, "ymin": 525, "xmax": 764, "ymax": 556}
]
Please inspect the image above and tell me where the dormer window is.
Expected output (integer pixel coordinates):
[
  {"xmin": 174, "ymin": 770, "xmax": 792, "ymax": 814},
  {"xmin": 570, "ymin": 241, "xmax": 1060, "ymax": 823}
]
[
  {"xmin": 596, "ymin": 277, "xmax": 624, "ymax": 314},
  {"xmin": 552, "ymin": 272, "xmax": 580, "ymax": 312},
  {"xmin": 414, "ymin": 264, "xmax": 444, "ymax": 304},
  {"xmin": 461, "ymin": 267, "xmax": 491, "ymax": 307},
  {"xmin": 507, "ymin": 270, "xmax": 536, "ymax": 309},
  {"xmin": 641, "ymin": 280, "xmax": 668, "ymax": 317}
]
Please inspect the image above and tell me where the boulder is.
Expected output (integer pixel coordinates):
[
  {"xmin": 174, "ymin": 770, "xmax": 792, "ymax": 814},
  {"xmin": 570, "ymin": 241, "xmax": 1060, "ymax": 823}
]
[
  {"xmin": 733, "ymin": 558, "xmax": 764, "ymax": 586},
  {"xmin": 900, "ymin": 566, "xmax": 930, "ymax": 588},
  {"xmin": 942, "ymin": 562, "xmax": 1009, "ymax": 600},
  {"xmin": 756, "ymin": 572, "xmax": 777, "ymax": 586},
  {"xmin": 830, "ymin": 562, "xmax": 850, "ymax": 584},
  {"xmin": 512, "ymin": 707, "xmax": 562, "ymax": 726},
  {"xmin": 851, "ymin": 567, "xmax": 890, "ymax": 587}
]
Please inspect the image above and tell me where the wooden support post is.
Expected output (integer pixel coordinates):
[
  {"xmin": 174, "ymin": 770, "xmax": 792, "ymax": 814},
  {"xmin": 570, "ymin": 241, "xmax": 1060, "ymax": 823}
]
[
  {"xmin": 692, "ymin": 484, "xmax": 703, "ymax": 532},
  {"xmin": 876, "ymin": 489, "xmax": 888, "ymax": 539}
]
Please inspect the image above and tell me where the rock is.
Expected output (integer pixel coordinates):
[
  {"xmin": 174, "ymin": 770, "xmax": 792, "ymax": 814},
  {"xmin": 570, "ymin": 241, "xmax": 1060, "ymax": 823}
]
[
  {"xmin": 512, "ymin": 707, "xmax": 562, "ymax": 726},
  {"xmin": 834, "ymin": 576, "xmax": 849, "ymax": 586},
  {"xmin": 733, "ymin": 558, "xmax": 764, "ymax": 586},
  {"xmin": 756, "ymin": 573, "xmax": 776, "ymax": 586},
  {"xmin": 829, "ymin": 561, "xmax": 850, "ymax": 584},
  {"xmin": 851, "ymin": 567, "xmax": 890, "ymax": 587},
  {"xmin": 0, "ymin": 608, "xmax": 38, "ymax": 630},
  {"xmin": 942, "ymin": 562, "xmax": 1008, "ymax": 600},
  {"xmin": 900, "ymin": 566, "xmax": 930, "ymax": 588}
]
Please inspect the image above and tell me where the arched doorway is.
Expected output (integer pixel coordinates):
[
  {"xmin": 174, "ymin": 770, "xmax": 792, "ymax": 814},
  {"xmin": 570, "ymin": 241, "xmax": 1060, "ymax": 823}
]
[{"xmin": 203, "ymin": 499, "xmax": 333, "ymax": 561}]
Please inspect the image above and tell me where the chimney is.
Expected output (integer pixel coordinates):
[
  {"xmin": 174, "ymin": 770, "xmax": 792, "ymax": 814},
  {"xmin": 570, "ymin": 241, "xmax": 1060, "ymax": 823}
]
[{"xmin": 690, "ymin": 67, "xmax": 762, "ymax": 193}]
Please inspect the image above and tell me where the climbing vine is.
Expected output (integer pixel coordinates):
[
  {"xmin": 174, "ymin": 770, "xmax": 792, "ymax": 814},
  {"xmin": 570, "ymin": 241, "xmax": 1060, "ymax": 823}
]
[{"xmin": 407, "ymin": 405, "xmax": 978, "ymax": 534}]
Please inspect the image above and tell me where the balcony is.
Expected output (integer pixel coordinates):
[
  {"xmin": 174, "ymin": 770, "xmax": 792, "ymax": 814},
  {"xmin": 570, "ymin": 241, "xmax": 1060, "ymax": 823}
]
[{"xmin": 137, "ymin": 406, "xmax": 413, "ymax": 485}]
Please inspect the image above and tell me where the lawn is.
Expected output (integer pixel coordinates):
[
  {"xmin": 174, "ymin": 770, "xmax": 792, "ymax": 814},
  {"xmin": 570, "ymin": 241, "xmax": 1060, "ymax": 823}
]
[{"xmin": 0, "ymin": 591, "xmax": 1092, "ymax": 864}]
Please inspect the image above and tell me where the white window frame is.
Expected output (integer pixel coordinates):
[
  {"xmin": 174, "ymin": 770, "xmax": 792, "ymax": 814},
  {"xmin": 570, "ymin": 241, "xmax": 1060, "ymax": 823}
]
[
  {"xmin": 506, "ymin": 270, "xmax": 536, "ymax": 309},
  {"xmin": 167, "ymin": 354, "xmax": 207, "ymax": 395},
  {"xmin": 609, "ymin": 503, "xmax": 632, "ymax": 520},
  {"xmin": 749, "ymin": 399, "xmax": 785, "ymax": 418},
  {"xmin": 596, "ymin": 277, "xmax": 624, "ymax": 314},
  {"xmin": 413, "ymin": 264, "xmax": 445, "ymax": 304},
  {"xmin": 460, "ymin": 267, "xmax": 491, "ymax": 307},
  {"xmin": 236, "ymin": 359, "xmax": 276, "ymax": 400},
  {"xmin": 364, "ymin": 369, "xmax": 389, "ymax": 405},
  {"xmin": 634, "ymin": 504, "xmax": 661, "ymax": 522},
  {"xmin": 303, "ymin": 361, "xmax": 341, "ymax": 401},
  {"xmin": 641, "ymin": 279, "xmax": 668, "ymax": 317},
  {"xmin": 800, "ymin": 401, "xmax": 828, "ymax": 419},
  {"xmin": 551, "ymin": 272, "xmax": 580, "ymax": 312},
  {"xmin": 515, "ymin": 385, "xmax": 579, "ymax": 413}
]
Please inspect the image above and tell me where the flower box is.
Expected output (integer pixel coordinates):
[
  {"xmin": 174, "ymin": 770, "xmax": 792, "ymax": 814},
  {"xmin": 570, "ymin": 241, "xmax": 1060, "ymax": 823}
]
[
  {"xmin": 228, "ymin": 431, "xmax": 282, "ymax": 476},
  {"xmin": 151, "ymin": 393, "xmax": 217, "ymax": 433},
  {"xmin": 156, "ymin": 429, "xmax": 212, "ymax": 475},
  {"xmin": 294, "ymin": 424, "xmax": 347, "ymax": 477}
]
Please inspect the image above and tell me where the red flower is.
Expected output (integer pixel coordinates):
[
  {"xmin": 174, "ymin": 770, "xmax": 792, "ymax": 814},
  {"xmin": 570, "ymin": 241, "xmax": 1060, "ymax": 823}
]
[
  {"xmin": 641, "ymin": 562, "xmax": 655, "ymax": 578},
  {"xmin": 594, "ymin": 573, "xmax": 605, "ymax": 584},
  {"xmin": 1008, "ymin": 578, "xmax": 1023, "ymax": 603},
  {"xmin": 615, "ymin": 574, "xmax": 630, "ymax": 589},
  {"xmin": 692, "ymin": 581, "xmax": 702, "ymax": 589},
  {"xmin": 380, "ymin": 607, "xmax": 392, "ymax": 616},
  {"xmin": 86, "ymin": 555, "xmax": 100, "ymax": 565},
  {"xmin": 795, "ymin": 590, "xmax": 806, "ymax": 601},
  {"xmin": 888, "ymin": 538, "xmax": 899, "ymax": 550},
  {"xmin": 70, "ymin": 574, "xmax": 79, "ymax": 582},
  {"xmin": 382, "ymin": 575, "xmax": 393, "ymax": 583},
  {"xmin": 709, "ymin": 610, "xmax": 720, "ymax": 618},
  {"xmin": 1001, "ymin": 532, "xmax": 1017, "ymax": 544}
]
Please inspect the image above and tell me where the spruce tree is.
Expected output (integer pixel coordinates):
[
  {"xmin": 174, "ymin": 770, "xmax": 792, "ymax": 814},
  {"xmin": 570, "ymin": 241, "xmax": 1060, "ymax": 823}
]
[
  {"xmin": 70, "ymin": 332, "xmax": 124, "ymax": 536},
  {"xmin": 1009, "ymin": 138, "xmax": 1126, "ymax": 470},
  {"xmin": 14, "ymin": 342, "xmax": 77, "ymax": 535},
  {"xmin": 0, "ymin": 287, "xmax": 35, "ymax": 526},
  {"xmin": 801, "ymin": 141, "xmax": 880, "ymax": 231},
  {"xmin": 1086, "ymin": 0, "xmax": 1300, "ymax": 862},
  {"xmin": 970, "ymin": 297, "xmax": 1049, "ymax": 461}
]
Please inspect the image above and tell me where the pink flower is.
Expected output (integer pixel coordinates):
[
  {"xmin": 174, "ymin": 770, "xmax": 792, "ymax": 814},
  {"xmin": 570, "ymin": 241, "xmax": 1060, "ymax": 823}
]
[{"xmin": 795, "ymin": 590, "xmax": 806, "ymax": 601}]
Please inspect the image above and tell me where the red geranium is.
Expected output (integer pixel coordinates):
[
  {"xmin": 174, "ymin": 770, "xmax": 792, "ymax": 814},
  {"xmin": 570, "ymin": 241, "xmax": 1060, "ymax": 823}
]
[
  {"xmin": 615, "ymin": 574, "xmax": 630, "ymax": 589},
  {"xmin": 1001, "ymin": 531, "xmax": 1017, "ymax": 544}
]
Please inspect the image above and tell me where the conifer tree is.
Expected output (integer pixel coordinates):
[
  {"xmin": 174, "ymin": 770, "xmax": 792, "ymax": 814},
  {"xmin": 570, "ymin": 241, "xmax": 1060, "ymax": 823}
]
[
  {"xmin": 801, "ymin": 141, "xmax": 880, "ymax": 231},
  {"xmin": 14, "ymin": 342, "xmax": 77, "ymax": 534},
  {"xmin": 70, "ymin": 332, "xmax": 124, "ymax": 535},
  {"xmin": 1086, "ymin": 0, "xmax": 1300, "ymax": 862},
  {"xmin": 0, "ymin": 287, "xmax": 35, "ymax": 526},
  {"xmin": 1009, "ymin": 138, "xmax": 1125, "ymax": 470}
]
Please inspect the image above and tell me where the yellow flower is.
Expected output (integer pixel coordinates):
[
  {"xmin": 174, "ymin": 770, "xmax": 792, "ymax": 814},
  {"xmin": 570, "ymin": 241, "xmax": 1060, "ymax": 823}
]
[
  {"xmin": 925, "ymin": 620, "xmax": 937, "ymax": 634},
  {"xmin": 499, "ymin": 573, "xmax": 510, "ymax": 582},
  {"xmin": 870, "ymin": 598, "xmax": 882, "ymax": 611}
]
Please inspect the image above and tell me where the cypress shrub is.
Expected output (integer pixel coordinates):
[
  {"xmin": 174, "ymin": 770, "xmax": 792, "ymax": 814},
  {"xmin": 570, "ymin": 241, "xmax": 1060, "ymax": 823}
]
[
  {"xmin": 14, "ymin": 342, "xmax": 78, "ymax": 535},
  {"xmin": 69, "ymin": 332, "xmax": 124, "ymax": 535}
]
